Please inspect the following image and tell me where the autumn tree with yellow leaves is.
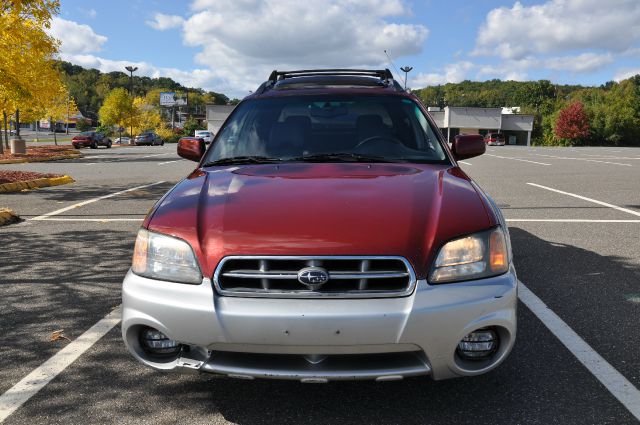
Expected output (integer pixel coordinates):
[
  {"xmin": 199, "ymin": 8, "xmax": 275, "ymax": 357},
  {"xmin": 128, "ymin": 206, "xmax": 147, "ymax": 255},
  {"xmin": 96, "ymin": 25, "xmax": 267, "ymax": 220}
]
[
  {"xmin": 0, "ymin": 0, "xmax": 67, "ymax": 153},
  {"xmin": 98, "ymin": 87, "xmax": 133, "ymax": 141}
]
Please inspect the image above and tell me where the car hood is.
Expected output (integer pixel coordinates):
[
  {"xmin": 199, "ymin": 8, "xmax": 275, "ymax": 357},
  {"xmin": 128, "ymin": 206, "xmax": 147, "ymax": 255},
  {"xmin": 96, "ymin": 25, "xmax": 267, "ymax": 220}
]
[{"xmin": 147, "ymin": 163, "xmax": 495, "ymax": 278}]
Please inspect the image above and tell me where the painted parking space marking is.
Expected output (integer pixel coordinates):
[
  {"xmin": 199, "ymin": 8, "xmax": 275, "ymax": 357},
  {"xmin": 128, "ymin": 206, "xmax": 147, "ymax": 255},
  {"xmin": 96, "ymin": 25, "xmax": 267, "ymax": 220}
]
[
  {"xmin": 1, "ymin": 283, "xmax": 637, "ymax": 422},
  {"xmin": 458, "ymin": 161, "xmax": 472, "ymax": 166},
  {"xmin": 84, "ymin": 153, "xmax": 170, "ymax": 165},
  {"xmin": 506, "ymin": 219, "xmax": 640, "ymax": 223},
  {"xmin": 33, "ymin": 218, "xmax": 144, "ymax": 222},
  {"xmin": 527, "ymin": 183, "xmax": 640, "ymax": 217},
  {"xmin": 518, "ymin": 282, "xmax": 640, "ymax": 421},
  {"xmin": 0, "ymin": 306, "xmax": 122, "ymax": 423},
  {"xmin": 29, "ymin": 181, "xmax": 165, "ymax": 221},
  {"xmin": 534, "ymin": 154, "xmax": 632, "ymax": 167},
  {"xmin": 158, "ymin": 159, "xmax": 185, "ymax": 165},
  {"xmin": 484, "ymin": 154, "xmax": 551, "ymax": 166}
]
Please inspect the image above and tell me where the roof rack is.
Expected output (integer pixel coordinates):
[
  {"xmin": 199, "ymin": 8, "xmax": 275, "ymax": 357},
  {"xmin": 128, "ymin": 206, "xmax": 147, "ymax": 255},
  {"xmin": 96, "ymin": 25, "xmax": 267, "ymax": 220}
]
[{"xmin": 255, "ymin": 68, "xmax": 404, "ymax": 94}]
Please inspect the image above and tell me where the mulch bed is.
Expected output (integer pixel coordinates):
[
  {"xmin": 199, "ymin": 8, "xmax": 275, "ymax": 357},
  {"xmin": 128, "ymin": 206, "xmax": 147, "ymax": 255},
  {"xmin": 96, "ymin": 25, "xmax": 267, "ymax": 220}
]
[
  {"xmin": 0, "ymin": 170, "xmax": 63, "ymax": 184},
  {"xmin": 0, "ymin": 145, "xmax": 77, "ymax": 161}
]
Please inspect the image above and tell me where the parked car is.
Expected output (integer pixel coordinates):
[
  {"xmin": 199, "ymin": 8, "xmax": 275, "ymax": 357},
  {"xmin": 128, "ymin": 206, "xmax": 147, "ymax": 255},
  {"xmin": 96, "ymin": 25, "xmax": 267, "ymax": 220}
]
[
  {"xmin": 485, "ymin": 132, "xmax": 505, "ymax": 146},
  {"xmin": 134, "ymin": 132, "xmax": 163, "ymax": 146},
  {"xmin": 113, "ymin": 136, "xmax": 131, "ymax": 144},
  {"xmin": 194, "ymin": 130, "xmax": 214, "ymax": 144},
  {"xmin": 122, "ymin": 69, "xmax": 516, "ymax": 382},
  {"xmin": 72, "ymin": 131, "xmax": 112, "ymax": 149}
]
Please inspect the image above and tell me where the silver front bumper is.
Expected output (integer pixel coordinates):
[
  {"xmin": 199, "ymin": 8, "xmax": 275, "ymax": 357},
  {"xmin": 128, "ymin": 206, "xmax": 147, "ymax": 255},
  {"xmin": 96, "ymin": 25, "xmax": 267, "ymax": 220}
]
[{"xmin": 121, "ymin": 268, "xmax": 517, "ymax": 381}]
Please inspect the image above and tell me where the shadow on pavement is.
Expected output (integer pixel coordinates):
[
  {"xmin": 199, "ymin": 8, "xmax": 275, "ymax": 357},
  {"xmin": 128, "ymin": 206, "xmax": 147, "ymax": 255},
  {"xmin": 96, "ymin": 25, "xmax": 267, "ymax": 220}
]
[
  {"xmin": 509, "ymin": 226, "xmax": 640, "ymax": 389},
  {"xmin": 57, "ymin": 157, "xmax": 185, "ymax": 165},
  {"xmin": 0, "ymin": 181, "xmax": 176, "ymax": 203},
  {"xmin": 4, "ymin": 229, "xmax": 636, "ymax": 424},
  {"xmin": 0, "ymin": 227, "xmax": 135, "ymax": 395}
]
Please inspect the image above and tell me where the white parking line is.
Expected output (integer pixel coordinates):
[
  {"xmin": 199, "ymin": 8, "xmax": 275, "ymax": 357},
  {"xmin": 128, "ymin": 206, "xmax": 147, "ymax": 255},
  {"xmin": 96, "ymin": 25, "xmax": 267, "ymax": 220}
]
[
  {"xmin": 527, "ymin": 183, "xmax": 640, "ymax": 217},
  {"xmin": 458, "ymin": 161, "xmax": 472, "ymax": 166},
  {"xmin": 534, "ymin": 154, "xmax": 632, "ymax": 167},
  {"xmin": 29, "ymin": 181, "xmax": 165, "ymax": 221},
  {"xmin": 0, "ymin": 306, "xmax": 122, "ymax": 423},
  {"xmin": 158, "ymin": 159, "xmax": 185, "ymax": 165},
  {"xmin": 518, "ymin": 283, "xmax": 640, "ymax": 421},
  {"xmin": 84, "ymin": 153, "xmax": 168, "ymax": 165},
  {"xmin": 506, "ymin": 219, "xmax": 640, "ymax": 223},
  {"xmin": 484, "ymin": 154, "xmax": 551, "ymax": 166},
  {"xmin": 34, "ymin": 218, "xmax": 144, "ymax": 222}
]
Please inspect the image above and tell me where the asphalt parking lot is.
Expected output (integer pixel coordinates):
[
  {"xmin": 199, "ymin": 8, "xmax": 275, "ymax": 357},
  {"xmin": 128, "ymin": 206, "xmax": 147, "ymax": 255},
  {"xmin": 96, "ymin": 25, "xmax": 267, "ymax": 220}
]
[{"xmin": 0, "ymin": 144, "xmax": 639, "ymax": 424}]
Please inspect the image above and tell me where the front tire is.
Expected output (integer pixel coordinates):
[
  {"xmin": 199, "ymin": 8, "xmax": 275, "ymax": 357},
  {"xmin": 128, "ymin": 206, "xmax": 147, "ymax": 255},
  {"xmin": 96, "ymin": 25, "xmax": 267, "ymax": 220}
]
[{"xmin": 90, "ymin": 142, "xmax": 97, "ymax": 149}]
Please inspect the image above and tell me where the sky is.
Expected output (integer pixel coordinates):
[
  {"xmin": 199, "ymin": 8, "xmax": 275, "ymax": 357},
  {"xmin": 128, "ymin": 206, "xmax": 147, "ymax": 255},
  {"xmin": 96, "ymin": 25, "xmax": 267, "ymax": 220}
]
[{"xmin": 52, "ymin": 0, "xmax": 640, "ymax": 98}]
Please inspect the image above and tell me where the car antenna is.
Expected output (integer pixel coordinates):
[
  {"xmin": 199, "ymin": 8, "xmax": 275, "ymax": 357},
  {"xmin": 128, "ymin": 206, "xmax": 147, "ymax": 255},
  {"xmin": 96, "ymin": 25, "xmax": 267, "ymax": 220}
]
[{"xmin": 383, "ymin": 50, "xmax": 402, "ymax": 80}]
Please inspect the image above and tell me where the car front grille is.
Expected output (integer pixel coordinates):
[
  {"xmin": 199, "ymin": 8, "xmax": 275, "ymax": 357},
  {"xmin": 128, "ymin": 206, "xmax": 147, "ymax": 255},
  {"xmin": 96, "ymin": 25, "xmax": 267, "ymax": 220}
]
[{"xmin": 213, "ymin": 256, "xmax": 416, "ymax": 298}]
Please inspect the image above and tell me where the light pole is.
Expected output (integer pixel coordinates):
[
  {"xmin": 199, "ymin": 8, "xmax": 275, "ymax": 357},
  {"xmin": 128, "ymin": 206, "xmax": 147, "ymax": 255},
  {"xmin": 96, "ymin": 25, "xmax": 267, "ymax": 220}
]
[
  {"xmin": 125, "ymin": 66, "xmax": 138, "ymax": 139},
  {"xmin": 400, "ymin": 66, "xmax": 413, "ymax": 90}
]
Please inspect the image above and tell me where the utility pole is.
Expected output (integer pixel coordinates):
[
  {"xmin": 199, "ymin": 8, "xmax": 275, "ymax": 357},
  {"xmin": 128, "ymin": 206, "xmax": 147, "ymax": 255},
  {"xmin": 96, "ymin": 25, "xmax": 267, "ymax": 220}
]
[
  {"xmin": 400, "ymin": 66, "xmax": 413, "ymax": 91},
  {"xmin": 66, "ymin": 93, "xmax": 70, "ymax": 134},
  {"xmin": 125, "ymin": 66, "xmax": 138, "ymax": 139}
]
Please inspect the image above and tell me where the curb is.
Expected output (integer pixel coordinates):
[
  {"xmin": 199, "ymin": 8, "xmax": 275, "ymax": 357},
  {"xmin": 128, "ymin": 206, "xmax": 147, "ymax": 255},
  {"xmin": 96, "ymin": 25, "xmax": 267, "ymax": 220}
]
[
  {"xmin": 0, "ymin": 153, "xmax": 82, "ymax": 164},
  {"xmin": 0, "ymin": 208, "xmax": 21, "ymax": 226},
  {"xmin": 0, "ymin": 175, "xmax": 75, "ymax": 193}
]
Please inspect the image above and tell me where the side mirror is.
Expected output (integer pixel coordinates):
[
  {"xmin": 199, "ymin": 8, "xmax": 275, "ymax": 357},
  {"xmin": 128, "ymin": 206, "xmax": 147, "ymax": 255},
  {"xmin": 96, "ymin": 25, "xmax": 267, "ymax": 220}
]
[
  {"xmin": 177, "ymin": 137, "xmax": 206, "ymax": 162},
  {"xmin": 452, "ymin": 134, "xmax": 486, "ymax": 160}
]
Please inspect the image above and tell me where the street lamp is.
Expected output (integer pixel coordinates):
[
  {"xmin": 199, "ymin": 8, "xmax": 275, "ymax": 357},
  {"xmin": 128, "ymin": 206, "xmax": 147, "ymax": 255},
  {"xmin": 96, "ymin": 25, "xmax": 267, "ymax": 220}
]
[
  {"xmin": 400, "ymin": 66, "xmax": 413, "ymax": 90},
  {"xmin": 125, "ymin": 66, "xmax": 138, "ymax": 139}
]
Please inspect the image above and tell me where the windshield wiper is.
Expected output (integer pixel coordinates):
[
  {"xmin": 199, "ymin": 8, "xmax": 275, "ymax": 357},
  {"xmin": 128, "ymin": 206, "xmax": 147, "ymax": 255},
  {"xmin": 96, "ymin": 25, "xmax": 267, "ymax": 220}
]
[
  {"xmin": 291, "ymin": 153, "xmax": 400, "ymax": 163},
  {"xmin": 202, "ymin": 156, "xmax": 283, "ymax": 166}
]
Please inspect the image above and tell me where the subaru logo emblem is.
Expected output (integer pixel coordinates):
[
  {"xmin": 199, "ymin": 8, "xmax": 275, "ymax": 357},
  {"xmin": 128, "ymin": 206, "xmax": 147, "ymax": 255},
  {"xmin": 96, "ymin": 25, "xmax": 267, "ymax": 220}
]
[{"xmin": 297, "ymin": 267, "xmax": 329, "ymax": 290}]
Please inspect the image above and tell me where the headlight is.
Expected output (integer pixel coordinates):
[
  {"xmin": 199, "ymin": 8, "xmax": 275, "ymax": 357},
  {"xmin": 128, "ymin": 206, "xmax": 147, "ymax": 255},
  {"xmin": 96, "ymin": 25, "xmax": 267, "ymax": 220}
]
[
  {"xmin": 429, "ymin": 227, "xmax": 508, "ymax": 283},
  {"xmin": 131, "ymin": 229, "xmax": 202, "ymax": 284}
]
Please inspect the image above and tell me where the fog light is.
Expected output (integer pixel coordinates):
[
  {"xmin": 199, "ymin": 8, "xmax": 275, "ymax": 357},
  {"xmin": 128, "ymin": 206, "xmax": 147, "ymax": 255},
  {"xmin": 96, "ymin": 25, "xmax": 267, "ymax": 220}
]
[
  {"xmin": 457, "ymin": 328, "xmax": 498, "ymax": 360},
  {"xmin": 139, "ymin": 327, "xmax": 181, "ymax": 356}
]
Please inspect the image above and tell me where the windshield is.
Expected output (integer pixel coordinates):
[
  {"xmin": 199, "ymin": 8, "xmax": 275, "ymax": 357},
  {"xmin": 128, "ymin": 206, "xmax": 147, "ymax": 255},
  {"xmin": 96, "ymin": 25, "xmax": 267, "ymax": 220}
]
[{"xmin": 204, "ymin": 95, "xmax": 448, "ymax": 164}]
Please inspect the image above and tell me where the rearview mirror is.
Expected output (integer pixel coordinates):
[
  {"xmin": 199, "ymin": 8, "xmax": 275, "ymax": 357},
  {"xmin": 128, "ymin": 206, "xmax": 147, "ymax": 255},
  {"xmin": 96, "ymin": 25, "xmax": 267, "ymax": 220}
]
[
  {"xmin": 177, "ymin": 137, "xmax": 206, "ymax": 162},
  {"xmin": 452, "ymin": 134, "xmax": 485, "ymax": 160}
]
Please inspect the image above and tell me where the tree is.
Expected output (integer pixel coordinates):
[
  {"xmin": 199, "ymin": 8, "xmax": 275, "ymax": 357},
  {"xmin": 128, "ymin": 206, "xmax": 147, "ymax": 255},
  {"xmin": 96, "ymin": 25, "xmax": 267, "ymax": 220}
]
[
  {"xmin": 130, "ymin": 97, "xmax": 163, "ymax": 136},
  {"xmin": 76, "ymin": 118, "xmax": 91, "ymax": 132},
  {"xmin": 555, "ymin": 101, "xmax": 590, "ymax": 145},
  {"xmin": 99, "ymin": 88, "xmax": 133, "ymax": 140},
  {"xmin": 182, "ymin": 117, "xmax": 202, "ymax": 137},
  {"xmin": 44, "ymin": 87, "xmax": 77, "ymax": 145},
  {"xmin": 0, "ymin": 0, "xmax": 61, "ymax": 153}
]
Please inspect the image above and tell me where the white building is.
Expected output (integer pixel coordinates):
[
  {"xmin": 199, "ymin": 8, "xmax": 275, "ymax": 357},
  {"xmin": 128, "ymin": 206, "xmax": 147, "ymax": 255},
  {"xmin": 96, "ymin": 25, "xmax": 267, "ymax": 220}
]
[{"xmin": 428, "ymin": 106, "xmax": 534, "ymax": 146}]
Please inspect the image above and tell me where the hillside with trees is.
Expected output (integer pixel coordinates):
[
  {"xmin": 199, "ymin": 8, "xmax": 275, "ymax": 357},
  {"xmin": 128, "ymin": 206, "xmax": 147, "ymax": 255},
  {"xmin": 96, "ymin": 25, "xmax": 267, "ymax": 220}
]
[
  {"xmin": 413, "ymin": 76, "xmax": 640, "ymax": 146},
  {"xmin": 58, "ymin": 61, "xmax": 235, "ymax": 122}
]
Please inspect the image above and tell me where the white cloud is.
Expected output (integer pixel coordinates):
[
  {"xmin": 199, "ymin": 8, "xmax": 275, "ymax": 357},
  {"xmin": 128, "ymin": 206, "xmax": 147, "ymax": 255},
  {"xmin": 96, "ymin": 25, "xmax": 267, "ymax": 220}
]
[
  {"xmin": 48, "ymin": 17, "xmax": 107, "ymax": 54},
  {"xmin": 412, "ymin": 62, "xmax": 475, "ymax": 86},
  {"xmin": 181, "ymin": 0, "xmax": 428, "ymax": 93},
  {"xmin": 52, "ymin": 1, "xmax": 428, "ymax": 97},
  {"xmin": 614, "ymin": 68, "xmax": 640, "ymax": 81},
  {"xmin": 475, "ymin": 0, "xmax": 640, "ymax": 59},
  {"xmin": 146, "ymin": 13, "xmax": 184, "ymax": 31},
  {"xmin": 545, "ymin": 53, "xmax": 613, "ymax": 73}
]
